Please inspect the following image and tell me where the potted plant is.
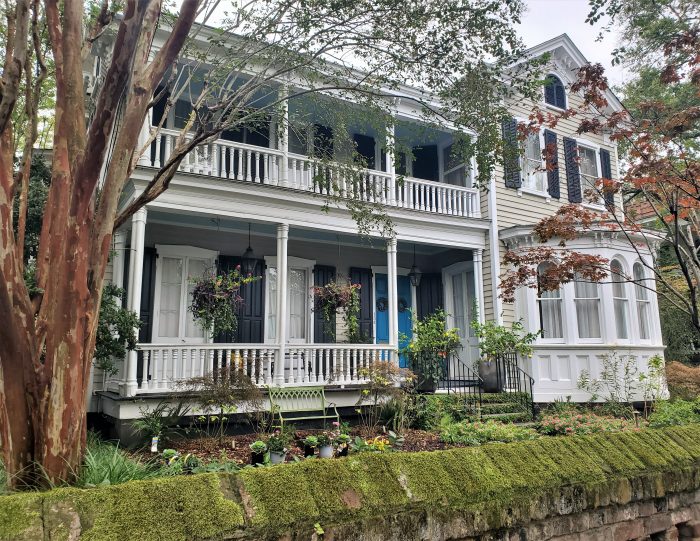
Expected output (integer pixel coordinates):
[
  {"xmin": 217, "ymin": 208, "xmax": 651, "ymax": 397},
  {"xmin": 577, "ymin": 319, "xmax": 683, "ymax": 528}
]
[
  {"xmin": 402, "ymin": 310, "xmax": 461, "ymax": 392},
  {"xmin": 266, "ymin": 431, "xmax": 289, "ymax": 464},
  {"xmin": 302, "ymin": 435, "xmax": 319, "ymax": 457},
  {"xmin": 317, "ymin": 432, "xmax": 334, "ymax": 458},
  {"xmin": 249, "ymin": 440, "xmax": 267, "ymax": 466},
  {"xmin": 189, "ymin": 265, "xmax": 260, "ymax": 336},
  {"xmin": 470, "ymin": 319, "xmax": 541, "ymax": 392},
  {"xmin": 334, "ymin": 433, "xmax": 352, "ymax": 457},
  {"xmin": 312, "ymin": 279, "xmax": 362, "ymax": 342}
]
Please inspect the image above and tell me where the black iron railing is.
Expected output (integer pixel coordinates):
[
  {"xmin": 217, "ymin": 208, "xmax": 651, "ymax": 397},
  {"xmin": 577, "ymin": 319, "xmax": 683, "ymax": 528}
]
[
  {"xmin": 495, "ymin": 351, "xmax": 535, "ymax": 420},
  {"xmin": 409, "ymin": 352, "xmax": 483, "ymax": 419}
]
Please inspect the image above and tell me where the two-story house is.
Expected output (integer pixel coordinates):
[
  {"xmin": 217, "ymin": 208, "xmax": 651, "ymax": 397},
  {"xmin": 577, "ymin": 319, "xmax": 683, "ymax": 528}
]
[{"xmin": 89, "ymin": 31, "xmax": 665, "ymax": 432}]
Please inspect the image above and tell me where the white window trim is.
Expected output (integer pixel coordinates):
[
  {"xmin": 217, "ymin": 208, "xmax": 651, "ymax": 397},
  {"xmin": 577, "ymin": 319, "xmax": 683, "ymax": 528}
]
[
  {"xmin": 632, "ymin": 260, "xmax": 654, "ymax": 344},
  {"xmin": 263, "ymin": 255, "xmax": 316, "ymax": 345},
  {"xmin": 572, "ymin": 276, "xmax": 604, "ymax": 343},
  {"xmin": 151, "ymin": 244, "xmax": 219, "ymax": 344},
  {"xmin": 543, "ymin": 72, "xmax": 568, "ymax": 111}
]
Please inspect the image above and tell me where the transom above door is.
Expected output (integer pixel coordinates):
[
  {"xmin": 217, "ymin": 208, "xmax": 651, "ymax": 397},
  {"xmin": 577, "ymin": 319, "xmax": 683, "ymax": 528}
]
[{"xmin": 152, "ymin": 245, "xmax": 218, "ymax": 344}]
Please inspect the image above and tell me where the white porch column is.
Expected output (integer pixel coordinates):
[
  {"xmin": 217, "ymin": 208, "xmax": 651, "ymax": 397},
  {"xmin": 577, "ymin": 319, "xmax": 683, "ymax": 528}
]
[
  {"xmin": 137, "ymin": 110, "xmax": 153, "ymax": 166},
  {"xmin": 112, "ymin": 230, "xmax": 126, "ymax": 293},
  {"xmin": 387, "ymin": 237, "xmax": 399, "ymax": 361},
  {"xmin": 279, "ymin": 86, "xmax": 289, "ymax": 187},
  {"xmin": 473, "ymin": 248, "xmax": 485, "ymax": 324},
  {"xmin": 386, "ymin": 121, "xmax": 396, "ymax": 206},
  {"xmin": 124, "ymin": 208, "xmax": 147, "ymax": 396},
  {"xmin": 274, "ymin": 224, "xmax": 289, "ymax": 384}
]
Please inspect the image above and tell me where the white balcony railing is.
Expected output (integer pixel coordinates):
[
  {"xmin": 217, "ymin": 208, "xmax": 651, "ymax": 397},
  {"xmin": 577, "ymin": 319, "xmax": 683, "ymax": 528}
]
[
  {"xmin": 145, "ymin": 129, "xmax": 480, "ymax": 219},
  {"xmin": 105, "ymin": 342, "xmax": 396, "ymax": 395}
]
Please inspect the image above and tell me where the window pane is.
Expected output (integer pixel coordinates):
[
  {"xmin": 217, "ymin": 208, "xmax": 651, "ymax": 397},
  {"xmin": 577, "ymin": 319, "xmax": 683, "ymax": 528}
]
[
  {"xmin": 633, "ymin": 263, "xmax": 651, "ymax": 339},
  {"xmin": 638, "ymin": 302, "xmax": 650, "ymax": 339},
  {"xmin": 288, "ymin": 268, "xmax": 307, "ymax": 340},
  {"xmin": 523, "ymin": 133, "xmax": 545, "ymax": 192},
  {"xmin": 611, "ymin": 260, "xmax": 628, "ymax": 339},
  {"xmin": 633, "ymin": 263, "xmax": 649, "ymax": 300},
  {"xmin": 579, "ymin": 147, "xmax": 598, "ymax": 177},
  {"xmin": 158, "ymin": 257, "xmax": 183, "ymax": 337},
  {"xmin": 574, "ymin": 274, "xmax": 601, "ymax": 338},
  {"xmin": 537, "ymin": 263, "xmax": 563, "ymax": 338},
  {"xmin": 185, "ymin": 258, "xmax": 208, "ymax": 339}
]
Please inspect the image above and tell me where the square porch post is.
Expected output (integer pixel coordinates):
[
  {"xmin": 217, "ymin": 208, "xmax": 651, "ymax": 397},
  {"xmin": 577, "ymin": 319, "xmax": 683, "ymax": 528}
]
[
  {"xmin": 273, "ymin": 223, "xmax": 289, "ymax": 384},
  {"xmin": 387, "ymin": 237, "xmax": 399, "ymax": 362},
  {"xmin": 124, "ymin": 208, "xmax": 147, "ymax": 397}
]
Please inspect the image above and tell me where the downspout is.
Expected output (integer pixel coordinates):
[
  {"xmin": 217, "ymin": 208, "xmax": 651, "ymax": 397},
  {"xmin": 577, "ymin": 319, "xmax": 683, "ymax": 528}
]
[{"xmin": 488, "ymin": 177, "xmax": 503, "ymax": 324}]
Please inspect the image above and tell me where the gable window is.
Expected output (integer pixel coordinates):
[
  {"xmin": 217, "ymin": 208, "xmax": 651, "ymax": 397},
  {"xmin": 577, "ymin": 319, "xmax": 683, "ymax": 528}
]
[
  {"xmin": 544, "ymin": 75, "xmax": 566, "ymax": 109},
  {"xmin": 578, "ymin": 144, "xmax": 601, "ymax": 202},
  {"xmin": 522, "ymin": 131, "xmax": 546, "ymax": 193},
  {"xmin": 536, "ymin": 263, "xmax": 563, "ymax": 339},
  {"xmin": 633, "ymin": 263, "xmax": 651, "ymax": 339},
  {"xmin": 611, "ymin": 259, "xmax": 629, "ymax": 339},
  {"xmin": 573, "ymin": 273, "xmax": 602, "ymax": 339}
]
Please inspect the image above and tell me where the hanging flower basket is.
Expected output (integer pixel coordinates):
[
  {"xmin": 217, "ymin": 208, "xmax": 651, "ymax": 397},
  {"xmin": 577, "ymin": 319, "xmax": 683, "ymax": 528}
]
[
  {"xmin": 189, "ymin": 265, "xmax": 260, "ymax": 334},
  {"xmin": 312, "ymin": 279, "xmax": 362, "ymax": 342}
]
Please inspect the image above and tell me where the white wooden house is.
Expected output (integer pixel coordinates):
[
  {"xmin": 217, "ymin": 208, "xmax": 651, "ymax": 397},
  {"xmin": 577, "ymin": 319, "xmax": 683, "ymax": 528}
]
[{"xmin": 88, "ymin": 32, "xmax": 665, "ymax": 430}]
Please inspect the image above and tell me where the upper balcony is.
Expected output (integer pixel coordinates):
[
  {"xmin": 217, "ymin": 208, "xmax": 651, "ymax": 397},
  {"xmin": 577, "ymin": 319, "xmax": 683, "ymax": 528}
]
[{"xmin": 137, "ymin": 95, "xmax": 481, "ymax": 220}]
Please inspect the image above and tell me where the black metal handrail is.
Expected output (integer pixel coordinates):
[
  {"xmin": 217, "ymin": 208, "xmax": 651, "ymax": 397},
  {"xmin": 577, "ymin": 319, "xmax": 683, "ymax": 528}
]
[
  {"xmin": 409, "ymin": 352, "xmax": 483, "ymax": 419},
  {"xmin": 494, "ymin": 351, "xmax": 535, "ymax": 420}
]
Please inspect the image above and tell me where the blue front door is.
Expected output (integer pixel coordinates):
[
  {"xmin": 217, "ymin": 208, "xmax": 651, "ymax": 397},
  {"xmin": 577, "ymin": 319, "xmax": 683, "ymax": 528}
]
[{"xmin": 375, "ymin": 273, "xmax": 413, "ymax": 367}]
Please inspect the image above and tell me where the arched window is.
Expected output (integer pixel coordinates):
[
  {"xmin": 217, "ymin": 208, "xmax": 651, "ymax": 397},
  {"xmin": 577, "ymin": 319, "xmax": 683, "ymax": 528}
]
[
  {"xmin": 611, "ymin": 259, "xmax": 629, "ymax": 339},
  {"xmin": 574, "ymin": 273, "xmax": 601, "ymax": 339},
  {"xmin": 633, "ymin": 263, "xmax": 651, "ymax": 339},
  {"xmin": 544, "ymin": 75, "xmax": 566, "ymax": 109},
  {"xmin": 537, "ymin": 263, "xmax": 563, "ymax": 338}
]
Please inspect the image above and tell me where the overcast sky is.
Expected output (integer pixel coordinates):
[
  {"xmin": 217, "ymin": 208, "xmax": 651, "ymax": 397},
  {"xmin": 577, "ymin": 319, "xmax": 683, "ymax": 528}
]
[{"xmin": 518, "ymin": 0, "xmax": 628, "ymax": 88}]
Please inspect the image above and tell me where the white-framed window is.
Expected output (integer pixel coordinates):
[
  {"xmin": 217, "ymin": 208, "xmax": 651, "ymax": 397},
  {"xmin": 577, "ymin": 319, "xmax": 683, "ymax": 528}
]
[
  {"xmin": 578, "ymin": 144, "xmax": 601, "ymax": 203},
  {"xmin": 573, "ymin": 273, "xmax": 602, "ymax": 340},
  {"xmin": 152, "ymin": 245, "xmax": 218, "ymax": 343},
  {"xmin": 633, "ymin": 262, "xmax": 652, "ymax": 340},
  {"xmin": 544, "ymin": 74, "xmax": 566, "ymax": 109},
  {"xmin": 536, "ymin": 263, "xmax": 563, "ymax": 339},
  {"xmin": 522, "ymin": 131, "xmax": 546, "ymax": 193},
  {"xmin": 610, "ymin": 259, "xmax": 629, "ymax": 340},
  {"xmin": 265, "ymin": 256, "xmax": 315, "ymax": 344}
]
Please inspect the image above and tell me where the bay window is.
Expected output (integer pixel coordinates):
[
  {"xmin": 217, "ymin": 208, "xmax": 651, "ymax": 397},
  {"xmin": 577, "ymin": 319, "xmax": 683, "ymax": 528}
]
[
  {"xmin": 611, "ymin": 259, "xmax": 629, "ymax": 339},
  {"xmin": 536, "ymin": 263, "xmax": 563, "ymax": 339},
  {"xmin": 634, "ymin": 263, "xmax": 651, "ymax": 339},
  {"xmin": 573, "ymin": 273, "xmax": 602, "ymax": 339}
]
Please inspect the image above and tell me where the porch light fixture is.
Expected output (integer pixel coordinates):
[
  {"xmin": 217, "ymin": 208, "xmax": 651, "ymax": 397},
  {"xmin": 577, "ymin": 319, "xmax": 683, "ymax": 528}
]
[
  {"xmin": 408, "ymin": 244, "xmax": 422, "ymax": 287},
  {"xmin": 241, "ymin": 223, "xmax": 256, "ymax": 275}
]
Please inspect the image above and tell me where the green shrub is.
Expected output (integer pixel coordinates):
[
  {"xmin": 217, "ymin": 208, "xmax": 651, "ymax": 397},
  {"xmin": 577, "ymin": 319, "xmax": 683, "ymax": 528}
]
[
  {"xmin": 411, "ymin": 394, "xmax": 480, "ymax": 430},
  {"xmin": 537, "ymin": 411, "xmax": 635, "ymax": 436},
  {"xmin": 648, "ymin": 399, "xmax": 700, "ymax": 428},
  {"xmin": 77, "ymin": 440, "xmax": 170, "ymax": 488},
  {"xmin": 439, "ymin": 419, "xmax": 538, "ymax": 446}
]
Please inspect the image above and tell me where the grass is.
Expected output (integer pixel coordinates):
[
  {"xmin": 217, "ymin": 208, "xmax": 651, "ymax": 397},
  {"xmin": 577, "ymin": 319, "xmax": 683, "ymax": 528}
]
[{"xmin": 75, "ymin": 435, "xmax": 172, "ymax": 488}]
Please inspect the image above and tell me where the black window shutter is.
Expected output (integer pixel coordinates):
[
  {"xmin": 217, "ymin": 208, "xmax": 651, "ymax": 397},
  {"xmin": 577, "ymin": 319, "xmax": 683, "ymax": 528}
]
[
  {"xmin": 501, "ymin": 117, "xmax": 521, "ymax": 189},
  {"xmin": 543, "ymin": 130, "xmax": 560, "ymax": 199},
  {"xmin": 563, "ymin": 137, "xmax": 582, "ymax": 203},
  {"xmin": 313, "ymin": 265, "xmax": 336, "ymax": 343},
  {"xmin": 350, "ymin": 267, "xmax": 373, "ymax": 343},
  {"xmin": 214, "ymin": 255, "xmax": 265, "ymax": 344},
  {"xmin": 600, "ymin": 148, "xmax": 614, "ymax": 210},
  {"xmin": 416, "ymin": 274, "xmax": 444, "ymax": 319}
]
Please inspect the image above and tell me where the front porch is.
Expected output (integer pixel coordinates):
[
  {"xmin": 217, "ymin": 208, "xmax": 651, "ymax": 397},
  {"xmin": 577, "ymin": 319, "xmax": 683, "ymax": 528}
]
[{"xmin": 97, "ymin": 210, "xmax": 486, "ymax": 402}]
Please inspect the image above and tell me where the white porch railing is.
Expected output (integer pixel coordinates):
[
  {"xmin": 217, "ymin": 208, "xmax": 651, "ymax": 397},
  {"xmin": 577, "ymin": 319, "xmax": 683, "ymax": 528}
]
[
  {"xmin": 146, "ymin": 129, "xmax": 480, "ymax": 218},
  {"xmin": 105, "ymin": 342, "xmax": 396, "ymax": 395}
]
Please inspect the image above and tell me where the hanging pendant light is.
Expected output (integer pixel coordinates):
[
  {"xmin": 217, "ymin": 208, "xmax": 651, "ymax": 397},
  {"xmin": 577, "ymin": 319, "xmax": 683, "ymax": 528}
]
[
  {"xmin": 241, "ymin": 223, "xmax": 256, "ymax": 275},
  {"xmin": 408, "ymin": 243, "xmax": 422, "ymax": 287}
]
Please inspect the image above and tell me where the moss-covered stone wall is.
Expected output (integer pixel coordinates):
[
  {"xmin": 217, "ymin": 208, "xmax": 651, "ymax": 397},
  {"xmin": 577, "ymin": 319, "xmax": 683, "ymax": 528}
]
[{"xmin": 2, "ymin": 426, "xmax": 700, "ymax": 540}]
